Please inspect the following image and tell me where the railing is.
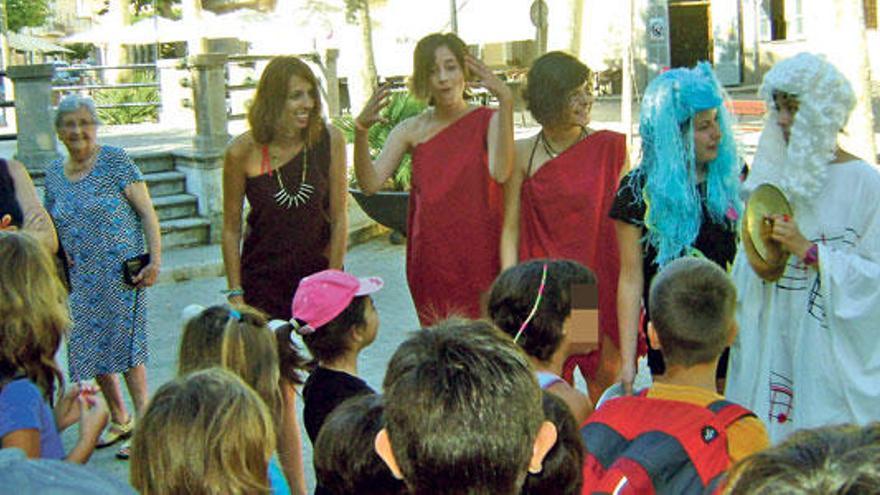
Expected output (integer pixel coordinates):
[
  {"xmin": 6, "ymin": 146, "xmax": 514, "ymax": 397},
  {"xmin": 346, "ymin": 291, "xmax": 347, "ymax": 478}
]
[{"xmin": 51, "ymin": 64, "xmax": 161, "ymax": 122}]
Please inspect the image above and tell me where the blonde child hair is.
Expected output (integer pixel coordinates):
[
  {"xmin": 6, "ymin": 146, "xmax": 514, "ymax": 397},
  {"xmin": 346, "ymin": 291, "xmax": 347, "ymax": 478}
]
[{"xmin": 130, "ymin": 368, "xmax": 275, "ymax": 495}]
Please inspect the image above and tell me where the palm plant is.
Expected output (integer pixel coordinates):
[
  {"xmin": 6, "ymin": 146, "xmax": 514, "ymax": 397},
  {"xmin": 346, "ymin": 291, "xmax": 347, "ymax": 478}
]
[{"xmin": 335, "ymin": 91, "xmax": 426, "ymax": 191}]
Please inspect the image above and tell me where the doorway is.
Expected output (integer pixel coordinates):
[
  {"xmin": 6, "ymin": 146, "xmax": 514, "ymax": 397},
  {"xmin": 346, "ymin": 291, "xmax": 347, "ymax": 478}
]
[{"xmin": 668, "ymin": 0, "xmax": 712, "ymax": 68}]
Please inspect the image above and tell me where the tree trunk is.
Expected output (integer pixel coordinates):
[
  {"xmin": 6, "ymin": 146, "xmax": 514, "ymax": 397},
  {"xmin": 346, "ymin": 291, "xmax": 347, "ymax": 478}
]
[
  {"xmin": 182, "ymin": 0, "xmax": 208, "ymax": 56},
  {"xmin": 358, "ymin": 0, "xmax": 378, "ymax": 96},
  {"xmin": 106, "ymin": 0, "xmax": 132, "ymax": 81}
]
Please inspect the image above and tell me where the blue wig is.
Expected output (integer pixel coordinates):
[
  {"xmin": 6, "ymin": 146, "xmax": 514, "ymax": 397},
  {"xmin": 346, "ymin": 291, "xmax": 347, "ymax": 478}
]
[{"xmin": 635, "ymin": 62, "xmax": 742, "ymax": 267}]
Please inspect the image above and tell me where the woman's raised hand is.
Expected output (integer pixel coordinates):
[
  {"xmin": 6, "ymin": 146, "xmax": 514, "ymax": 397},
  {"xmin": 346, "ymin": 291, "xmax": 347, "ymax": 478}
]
[
  {"xmin": 465, "ymin": 54, "xmax": 512, "ymax": 103},
  {"xmin": 355, "ymin": 83, "xmax": 394, "ymax": 130}
]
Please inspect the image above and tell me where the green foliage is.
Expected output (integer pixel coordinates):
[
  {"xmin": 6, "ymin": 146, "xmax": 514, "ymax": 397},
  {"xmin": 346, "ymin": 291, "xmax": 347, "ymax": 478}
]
[
  {"xmin": 334, "ymin": 91, "xmax": 426, "ymax": 191},
  {"xmin": 6, "ymin": 0, "xmax": 51, "ymax": 32},
  {"xmin": 133, "ymin": 0, "xmax": 180, "ymax": 18},
  {"xmin": 94, "ymin": 71, "xmax": 159, "ymax": 125},
  {"xmin": 65, "ymin": 43, "xmax": 95, "ymax": 61}
]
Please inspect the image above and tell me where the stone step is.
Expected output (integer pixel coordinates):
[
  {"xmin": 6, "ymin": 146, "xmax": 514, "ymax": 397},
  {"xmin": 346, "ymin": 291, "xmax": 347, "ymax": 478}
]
[
  {"xmin": 161, "ymin": 217, "xmax": 211, "ymax": 250},
  {"xmin": 132, "ymin": 151, "xmax": 176, "ymax": 174},
  {"xmin": 145, "ymin": 170, "xmax": 186, "ymax": 197},
  {"xmin": 152, "ymin": 193, "xmax": 198, "ymax": 221}
]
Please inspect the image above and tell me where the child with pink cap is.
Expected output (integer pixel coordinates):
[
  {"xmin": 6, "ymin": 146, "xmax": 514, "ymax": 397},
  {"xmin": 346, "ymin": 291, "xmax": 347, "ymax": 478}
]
[{"xmin": 289, "ymin": 269, "xmax": 383, "ymax": 449}]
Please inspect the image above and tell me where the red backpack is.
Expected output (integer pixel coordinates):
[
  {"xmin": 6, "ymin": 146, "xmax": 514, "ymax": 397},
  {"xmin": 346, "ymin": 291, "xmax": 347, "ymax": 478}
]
[{"xmin": 580, "ymin": 391, "xmax": 754, "ymax": 495}]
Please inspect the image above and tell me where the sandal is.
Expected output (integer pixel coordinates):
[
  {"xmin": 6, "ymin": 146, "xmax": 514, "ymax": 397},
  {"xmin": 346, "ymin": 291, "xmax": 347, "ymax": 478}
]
[
  {"xmin": 96, "ymin": 416, "xmax": 134, "ymax": 449},
  {"xmin": 115, "ymin": 441, "xmax": 131, "ymax": 460}
]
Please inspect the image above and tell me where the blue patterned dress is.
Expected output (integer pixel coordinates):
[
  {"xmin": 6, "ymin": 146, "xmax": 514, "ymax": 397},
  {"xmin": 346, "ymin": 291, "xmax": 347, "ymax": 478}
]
[{"xmin": 44, "ymin": 145, "xmax": 148, "ymax": 381}]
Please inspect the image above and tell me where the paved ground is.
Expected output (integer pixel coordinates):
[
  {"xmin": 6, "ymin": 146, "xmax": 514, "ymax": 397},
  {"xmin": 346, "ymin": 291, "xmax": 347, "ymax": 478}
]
[{"xmin": 60, "ymin": 238, "xmax": 419, "ymax": 492}]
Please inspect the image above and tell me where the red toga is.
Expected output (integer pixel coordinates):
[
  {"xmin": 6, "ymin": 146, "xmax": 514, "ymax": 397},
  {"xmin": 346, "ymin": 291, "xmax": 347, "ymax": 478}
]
[
  {"xmin": 519, "ymin": 130, "xmax": 626, "ymax": 383},
  {"xmin": 408, "ymin": 107, "xmax": 503, "ymax": 326}
]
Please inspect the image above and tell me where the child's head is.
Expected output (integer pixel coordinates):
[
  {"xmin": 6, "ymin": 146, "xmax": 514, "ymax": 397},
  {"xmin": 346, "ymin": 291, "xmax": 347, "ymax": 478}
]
[
  {"xmin": 724, "ymin": 423, "xmax": 880, "ymax": 494},
  {"xmin": 489, "ymin": 259, "xmax": 596, "ymax": 362},
  {"xmin": 290, "ymin": 270, "xmax": 383, "ymax": 364},
  {"xmin": 648, "ymin": 257, "xmax": 736, "ymax": 367},
  {"xmin": 315, "ymin": 394, "xmax": 406, "ymax": 495},
  {"xmin": 0, "ymin": 232, "xmax": 68, "ymax": 402},
  {"xmin": 376, "ymin": 319, "xmax": 558, "ymax": 495},
  {"xmin": 521, "ymin": 392, "xmax": 585, "ymax": 495},
  {"xmin": 130, "ymin": 368, "xmax": 275, "ymax": 495},
  {"xmin": 178, "ymin": 304, "xmax": 283, "ymax": 418}
]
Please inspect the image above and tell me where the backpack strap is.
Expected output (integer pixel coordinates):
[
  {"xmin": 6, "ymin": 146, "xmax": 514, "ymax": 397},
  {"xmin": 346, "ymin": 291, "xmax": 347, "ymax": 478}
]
[{"xmin": 706, "ymin": 399, "xmax": 755, "ymax": 430}]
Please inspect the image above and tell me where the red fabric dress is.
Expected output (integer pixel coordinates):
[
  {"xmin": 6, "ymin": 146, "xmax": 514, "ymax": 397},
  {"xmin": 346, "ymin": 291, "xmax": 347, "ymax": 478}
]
[
  {"xmin": 519, "ymin": 130, "xmax": 627, "ymax": 382},
  {"xmin": 407, "ymin": 107, "xmax": 503, "ymax": 325}
]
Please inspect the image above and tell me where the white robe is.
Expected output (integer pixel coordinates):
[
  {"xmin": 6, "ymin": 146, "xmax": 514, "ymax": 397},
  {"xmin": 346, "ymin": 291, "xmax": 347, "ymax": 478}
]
[{"xmin": 727, "ymin": 159, "xmax": 880, "ymax": 444}]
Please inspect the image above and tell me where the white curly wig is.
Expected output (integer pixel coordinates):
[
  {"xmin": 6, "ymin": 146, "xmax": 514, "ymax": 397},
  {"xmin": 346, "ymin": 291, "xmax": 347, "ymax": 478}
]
[{"xmin": 743, "ymin": 53, "xmax": 856, "ymax": 211}]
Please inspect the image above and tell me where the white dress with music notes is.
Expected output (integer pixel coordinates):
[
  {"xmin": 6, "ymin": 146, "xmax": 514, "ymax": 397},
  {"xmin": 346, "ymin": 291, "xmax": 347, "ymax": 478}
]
[{"xmin": 726, "ymin": 159, "xmax": 880, "ymax": 444}]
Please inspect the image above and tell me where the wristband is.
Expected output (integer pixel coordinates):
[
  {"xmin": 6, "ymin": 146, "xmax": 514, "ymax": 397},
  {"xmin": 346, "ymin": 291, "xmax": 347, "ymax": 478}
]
[
  {"xmin": 222, "ymin": 287, "xmax": 244, "ymax": 299},
  {"xmin": 802, "ymin": 243, "xmax": 819, "ymax": 267}
]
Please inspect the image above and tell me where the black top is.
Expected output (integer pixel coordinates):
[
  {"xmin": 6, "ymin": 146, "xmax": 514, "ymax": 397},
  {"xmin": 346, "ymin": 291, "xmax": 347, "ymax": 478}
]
[
  {"xmin": 0, "ymin": 159, "xmax": 23, "ymax": 227},
  {"xmin": 302, "ymin": 366, "xmax": 374, "ymax": 444},
  {"xmin": 609, "ymin": 170, "xmax": 737, "ymax": 374}
]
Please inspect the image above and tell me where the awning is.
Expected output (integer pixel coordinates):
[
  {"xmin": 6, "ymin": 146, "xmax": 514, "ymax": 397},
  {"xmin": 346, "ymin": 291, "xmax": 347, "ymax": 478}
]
[{"xmin": 8, "ymin": 32, "xmax": 73, "ymax": 53}]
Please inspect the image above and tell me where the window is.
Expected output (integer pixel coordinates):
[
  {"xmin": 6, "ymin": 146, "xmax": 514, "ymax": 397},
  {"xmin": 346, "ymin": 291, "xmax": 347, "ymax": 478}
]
[{"xmin": 760, "ymin": 0, "xmax": 804, "ymax": 41}]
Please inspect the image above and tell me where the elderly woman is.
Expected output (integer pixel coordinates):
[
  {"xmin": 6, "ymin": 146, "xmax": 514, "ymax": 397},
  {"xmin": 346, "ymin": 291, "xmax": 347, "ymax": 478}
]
[
  {"xmin": 0, "ymin": 157, "xmax": 57, "ymax": 252},
  {"xmin": 610, "ymin": 62, "xmax": 742, "ymax": 393},
  {"xmin": 43, "ymin": 95, "xmax": 161, "ymax": 459}
]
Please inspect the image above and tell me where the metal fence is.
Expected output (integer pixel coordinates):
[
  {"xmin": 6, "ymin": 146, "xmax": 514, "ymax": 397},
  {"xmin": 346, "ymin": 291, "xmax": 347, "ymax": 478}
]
[{"xmin": 51, "ymin": 63, "xmax": 161, "ymax": 120}]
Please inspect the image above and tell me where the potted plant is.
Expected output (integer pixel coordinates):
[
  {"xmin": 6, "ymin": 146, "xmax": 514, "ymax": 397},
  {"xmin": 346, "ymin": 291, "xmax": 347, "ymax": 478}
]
[{"xmin": 336, "ymin": 91, "xmax": 426, "ymax": 238}]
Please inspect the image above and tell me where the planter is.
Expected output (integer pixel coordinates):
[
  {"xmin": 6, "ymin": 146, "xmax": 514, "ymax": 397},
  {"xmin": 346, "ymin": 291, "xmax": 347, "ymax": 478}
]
[{"xmin": 349, "ymin": 188, "xmax": 410, "ymax": 237}]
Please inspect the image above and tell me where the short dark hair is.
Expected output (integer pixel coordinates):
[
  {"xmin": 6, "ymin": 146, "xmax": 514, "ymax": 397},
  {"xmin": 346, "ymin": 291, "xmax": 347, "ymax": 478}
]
[
  {"xmin": 301, "ymin": 296, "xmax": 369, "ymax": 364},
  {"xmin": 315, "ymin": 394, "xmax": 406, "ymax": 495},
  {"xmin": 525, "ymin": 51, "xmax": 591, "ymax": 127},
  {"xmin": 648, "ymin": 257, "xmax": 736, "ymax": 367},
  {"xmin": 521, "ymin": 392, "xmax": 585, "ymax": 495},
  {"xmin": 382, "ymin": 319, "xmax": 543, "ymax": 495},
  {"xmin": 489, "ymin": 259, "xmax": 596, "ymax": 361},
  {"xmin": 725, "ymin": 423, "xmax": 880, "ymax": 494},
  {"xmin": 409, "ymin": 32, "xmax": 470, "ymax": 103}
]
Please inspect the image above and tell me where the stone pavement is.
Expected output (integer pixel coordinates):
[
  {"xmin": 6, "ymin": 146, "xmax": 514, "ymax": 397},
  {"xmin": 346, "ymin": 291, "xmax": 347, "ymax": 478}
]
[{"xmin": 60, "ymin": 237, "xmax": 419, "ymax": 492}]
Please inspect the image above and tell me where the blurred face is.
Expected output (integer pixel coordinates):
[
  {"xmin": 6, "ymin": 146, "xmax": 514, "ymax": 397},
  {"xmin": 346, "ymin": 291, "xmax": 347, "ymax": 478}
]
[
  {"xmin": 57, "ymin": 106, "xmax": 98, "ymax": 161},
  {"xmin": 282, "ymin": 74, "xmax": 315, "ymax": 131},
  {"xmin": 564, "ymin": 81, "xmax": 594, "ymax": 127},
  {"xmin": 429, "ymin": 45, "xmax": 466, "ymax": 107},
  {"xmin": 693, "ymin": 108, "xmax": 721, "ymax": 165},
  {"xmin": 774, "ymin": 92, "xmax": 799, "ymax": 144}
]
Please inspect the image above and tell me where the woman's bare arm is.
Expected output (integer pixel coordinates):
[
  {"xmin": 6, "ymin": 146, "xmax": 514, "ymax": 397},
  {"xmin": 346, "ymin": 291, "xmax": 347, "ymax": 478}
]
[
  {"xmin": 615, "ymin": 221, "xmax": 645, "ymax": 394},
  {"xmin": 9, "ymin": 159, "xmax": 58, "ymax": 253},
  {"xmin": 353, "ymin": 85, "xmax": 413, "ymax": 194},
  {"xmin": 221, "ymin": 136, "xmax": 250, "ymax": 304},
  {"xmin": 326, "ymin": 126, "xmax": 349, "ymax": 269}
]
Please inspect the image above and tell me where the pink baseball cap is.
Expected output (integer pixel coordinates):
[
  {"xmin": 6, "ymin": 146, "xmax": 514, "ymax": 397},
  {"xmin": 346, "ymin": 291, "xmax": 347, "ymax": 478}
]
[{"xmin": 290, "ymin": 269, "xmax": 383, "ymax": 334}]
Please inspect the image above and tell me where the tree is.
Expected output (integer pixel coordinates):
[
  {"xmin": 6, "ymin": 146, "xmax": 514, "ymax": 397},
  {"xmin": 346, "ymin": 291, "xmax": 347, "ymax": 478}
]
[
  {"xmin": 344, "ymin": 0, "xmax": 378, "ymax": 92},
  {"xmin": 6, "ymin": 0, "xmax": 50, "ymax": 33}
]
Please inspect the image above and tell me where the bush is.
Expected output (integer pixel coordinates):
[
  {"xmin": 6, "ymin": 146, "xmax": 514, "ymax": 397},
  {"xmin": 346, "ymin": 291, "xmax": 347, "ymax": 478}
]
[
  {"xmin": 334, "ymin": 91, "xmax": 426, "ymax": 191},
  {"xmin": 94, "ymin": 71, "xmax": 159, "ymax": 125}
]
